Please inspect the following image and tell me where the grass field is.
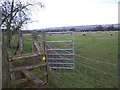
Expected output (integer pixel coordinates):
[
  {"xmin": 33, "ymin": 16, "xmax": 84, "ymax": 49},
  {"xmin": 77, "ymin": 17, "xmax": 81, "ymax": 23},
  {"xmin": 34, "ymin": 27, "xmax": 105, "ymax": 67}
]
[
  {"xmin": 9, "ymin": 31, "xmax": 118, "ymax": 88},
  {"xmin": 45, "ymin": 31, "xmax": 118, "ymax": 88}
]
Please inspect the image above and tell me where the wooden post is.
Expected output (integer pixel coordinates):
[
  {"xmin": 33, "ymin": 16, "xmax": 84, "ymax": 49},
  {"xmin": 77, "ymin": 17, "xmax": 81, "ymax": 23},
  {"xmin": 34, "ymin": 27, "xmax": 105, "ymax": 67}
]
[
  {"xmin": 42, "ymin": 32, "xmax": 48, "ymax": 83},
  {"xmin": 18, "ymin": 30, "xmax": 23, "ymax": 53},
  {"xmin": 32, "ymin": 31, "xmax": 37, "ymax": 52},
  {"xmin": 9, "ymin": 57, "xmax": 15, "ymax": 87},
  {"xmin": 32, "ymin": 31, "xmax": 48, "ymax": 85},
  {"xmin": 0, "ymin": 25, "xmax": 2, "ymax": 89},
  {"xmin": 2, "ymin": 45, "xmax": 11, "ymax": 88},
  {"xmin": 32, "ymin": 31, "xmax": 35, "ymax": 52},
  {"xmin": 0, "ymin": 41, "xmax": 2, "ymax": 89}
]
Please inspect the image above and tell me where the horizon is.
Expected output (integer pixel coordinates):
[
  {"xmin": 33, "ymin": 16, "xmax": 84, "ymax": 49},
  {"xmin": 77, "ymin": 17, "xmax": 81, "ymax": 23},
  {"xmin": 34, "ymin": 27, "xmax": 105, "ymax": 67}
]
[{"xmin": 22, "ymin": 23, "xmax": 118, "ymax": 30}]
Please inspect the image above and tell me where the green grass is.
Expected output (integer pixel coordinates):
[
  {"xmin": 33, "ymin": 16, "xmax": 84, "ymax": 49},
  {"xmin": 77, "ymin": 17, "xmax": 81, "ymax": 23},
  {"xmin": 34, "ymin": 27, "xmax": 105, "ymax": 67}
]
[
  {"xmin": 75, "ymin": 32, "xmax": 118, "ymax": 62},
  {"xmin": 22, "ymin": 34, "xmax": 33, "ymax": 53},
  {"xmin": 9, "ymin": 31, "xmax": 118, "ymax": 88},
  {"xmin": 9, "ymin": 34, "xmax": 33, "ymax": 55},
  {"xmin": 46, "ymin": 31, "xmax": 118, "ymax": 88}
]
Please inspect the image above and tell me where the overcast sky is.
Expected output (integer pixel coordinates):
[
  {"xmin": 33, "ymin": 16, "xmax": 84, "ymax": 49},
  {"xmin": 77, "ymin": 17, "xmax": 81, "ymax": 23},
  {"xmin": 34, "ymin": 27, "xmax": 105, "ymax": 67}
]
[{"xmin": 26, "ymin": 0, "xmax": 119, "ymax": 30}]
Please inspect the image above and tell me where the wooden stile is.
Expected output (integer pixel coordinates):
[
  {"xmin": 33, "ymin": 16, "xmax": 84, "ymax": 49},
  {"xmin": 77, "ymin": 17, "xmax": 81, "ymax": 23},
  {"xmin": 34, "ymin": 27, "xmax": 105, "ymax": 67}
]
[{"xmin": 8, "ymin": 31, "xmax": 48, "ymax": 87}]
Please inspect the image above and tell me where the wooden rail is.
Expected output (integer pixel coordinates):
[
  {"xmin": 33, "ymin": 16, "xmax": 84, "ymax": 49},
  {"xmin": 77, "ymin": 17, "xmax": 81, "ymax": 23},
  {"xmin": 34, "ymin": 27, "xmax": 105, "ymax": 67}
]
[
  {"xmin": 9, "ymin": 52, "xmax": 42, "ymax": 61},
  {"xmin": 11, "ymin": 63, "xmax": 46, "ymax": 72}
]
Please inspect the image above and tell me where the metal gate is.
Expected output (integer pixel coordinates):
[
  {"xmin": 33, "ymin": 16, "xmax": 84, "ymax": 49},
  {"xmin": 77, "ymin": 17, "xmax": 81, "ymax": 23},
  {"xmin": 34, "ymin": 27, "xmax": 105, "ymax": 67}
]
[{"xmin": 46, "ymin": 31, "xmax": 74, "ymax": 69}]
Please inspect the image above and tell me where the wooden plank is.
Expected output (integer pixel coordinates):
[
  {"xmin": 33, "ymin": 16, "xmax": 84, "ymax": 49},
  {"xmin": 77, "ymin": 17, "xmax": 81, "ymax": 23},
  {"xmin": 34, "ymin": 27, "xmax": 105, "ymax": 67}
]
[
  {"xmin": 21, "ymin": 70, "xmax": 43, "ymax": 85},
  {"xmin": 11, "ymin": 63, "xmax": 46, "ymax": 72},
  {"xmin": 9, "ymin": 57, "xmax": 16, "ymax": 84},
  {"xmin": 34, "ymin": 41, "xmax": 40, "ymax": 51},
  {"xmin": 11, "ymin": 78, "xmax": 28, "ymax": 86},
  {"xmin": 32, "ymin": 31, "xmax": 38, "ymax": 52},
  {"xmin": 9, "ymin": 52, "xmax": 42, "ymax": 61},
  {"xmin": 18, "ymin": 30, "xmax": 23, "ymax": 52}
]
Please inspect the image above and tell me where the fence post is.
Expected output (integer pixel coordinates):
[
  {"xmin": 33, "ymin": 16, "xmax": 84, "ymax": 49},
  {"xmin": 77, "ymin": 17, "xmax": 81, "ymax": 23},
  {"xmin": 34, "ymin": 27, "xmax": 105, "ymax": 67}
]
[
  {"xmin": 41, "ymin": 32, "xmax": 48, "ymax": 83},
  {"xmin": 41, "ymin": 32, "xmax": 46, "ymax": 53},
  {"xmin": 18, "ymin": 30, "xmax": 23, "ymax": 53},
  {"xmin": 2, "ymin": 41, "xmax": 11, "ymax": 88},
  {"xmin": 32, "ymin": 31, "xmax": 35, "ymax": 52},
  {"xmin": 32, "ymin": 31, "xmax": 37, "ymax": 52}
]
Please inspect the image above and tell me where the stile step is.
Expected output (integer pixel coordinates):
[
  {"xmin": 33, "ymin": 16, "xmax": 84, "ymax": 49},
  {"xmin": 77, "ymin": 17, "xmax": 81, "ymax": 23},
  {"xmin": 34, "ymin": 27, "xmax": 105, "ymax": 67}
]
[
  {"xmin": 11, "ymin": 78, "xmax": 28, "ymax": 86},
  {"xmin": 21, "ymin": 70, "xmax": 43, "ymax": 85}
]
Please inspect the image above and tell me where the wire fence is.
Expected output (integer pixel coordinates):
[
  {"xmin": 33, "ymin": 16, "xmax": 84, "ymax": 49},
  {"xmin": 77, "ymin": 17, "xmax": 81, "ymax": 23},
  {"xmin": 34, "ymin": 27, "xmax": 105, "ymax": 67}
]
[
  {"xmin": 45, "ymin": 32, "xmax": 118, "ymax": 88},
  {"xmin": 47, "ymin": 45, "xmax": 118, "ymax": 88}
]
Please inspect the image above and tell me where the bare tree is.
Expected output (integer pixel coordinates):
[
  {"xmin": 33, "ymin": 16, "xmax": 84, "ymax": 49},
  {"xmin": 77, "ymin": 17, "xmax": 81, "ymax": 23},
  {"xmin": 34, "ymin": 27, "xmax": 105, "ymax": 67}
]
[
  {"xmin": 1, "ymin": 0, "xmax": 45, "ymax": 87},
  {"xmin": 1, "ymin": 0, "xmax": 44, "ymax": 47}
]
